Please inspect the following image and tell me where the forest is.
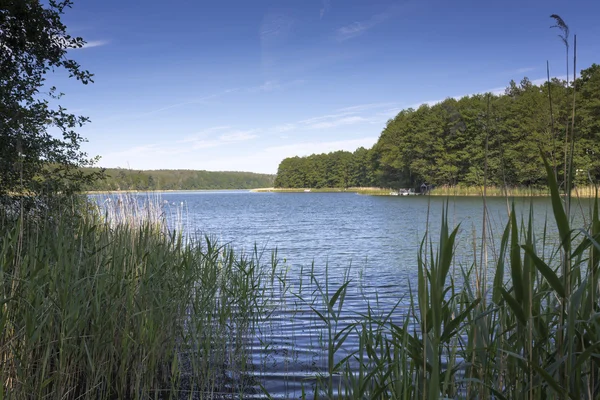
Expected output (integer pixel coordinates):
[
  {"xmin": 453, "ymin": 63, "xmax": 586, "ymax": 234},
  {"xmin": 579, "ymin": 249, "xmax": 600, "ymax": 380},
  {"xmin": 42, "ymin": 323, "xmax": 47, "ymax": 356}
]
[
  {"xmin": 84, "ymin": 168, "xmax": 275, "ymax": 191},
  {"xmin": 274, "ymin": 64, "xmax": 600, "ymax": 189}
]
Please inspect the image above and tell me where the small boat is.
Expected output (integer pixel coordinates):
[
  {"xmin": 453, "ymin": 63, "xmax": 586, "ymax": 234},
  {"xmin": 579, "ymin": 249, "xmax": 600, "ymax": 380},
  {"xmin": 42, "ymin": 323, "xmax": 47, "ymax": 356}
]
[
  {"xmin": 304, "ymin": 189, "xmax": 311, "ymax": 192},
  {"xmin": 394, "ymin": 188, "xmax": 420, "ymax": 196}
]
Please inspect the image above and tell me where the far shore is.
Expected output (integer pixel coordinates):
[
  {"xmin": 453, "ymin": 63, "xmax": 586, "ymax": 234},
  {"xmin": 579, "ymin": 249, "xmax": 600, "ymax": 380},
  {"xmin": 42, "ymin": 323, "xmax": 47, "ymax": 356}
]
[
  {"xmin": 250, "ymin": 187, "xmax": 391, "ymax": 195},
  {"xmin": 84, "ymin": 189, "xmax": 253, "ymax": 194},
  {"xmin": 83, "ymin": 185, "xmax": 599, "ymax": 197},
  {"xmin": 251, "ymin": 186, "xmax": 599, "ymax": 197}
]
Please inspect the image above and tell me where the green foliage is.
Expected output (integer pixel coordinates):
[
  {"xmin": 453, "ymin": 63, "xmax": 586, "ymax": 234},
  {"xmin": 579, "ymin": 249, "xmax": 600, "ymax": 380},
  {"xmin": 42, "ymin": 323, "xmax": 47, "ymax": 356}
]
[
  {"xmin": 274, "ymin": 147, "xmax": 376, "ymax": 188},
  {"xmin": 0, "ymin": 1, "xmax": 103, "ymax": 203},
  {"xmin": 316, "ymin": 168, "xmax": 600, "ymax": 399},
  {"xmin": 84, "ymin": 168, "xmax": 275, "ymax": 191},
  {"xmin": 575, "ymin": 64, "xmax": 600, "ymax": 183},
  {"xmin": 0, "ymin": 200, "xmax": 270, "ymax": 399},
  {"xmin": 275, "ymin": 64, "xmax": 600, "ymax": 190}
]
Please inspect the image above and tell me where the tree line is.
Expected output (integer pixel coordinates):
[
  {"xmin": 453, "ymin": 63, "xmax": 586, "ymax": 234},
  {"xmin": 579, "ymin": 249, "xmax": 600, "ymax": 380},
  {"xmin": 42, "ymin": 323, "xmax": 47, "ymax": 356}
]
[
  {"xmin": 274, "ymin": 147, "xmax": 375, "ymax": 189},
  {"xmin": 275, "ymin": 64, "xmax": 600, "ymax": 189},
  {"xmin": 84, "ymin": 168, "xmax": 275, "ymax": 191}
]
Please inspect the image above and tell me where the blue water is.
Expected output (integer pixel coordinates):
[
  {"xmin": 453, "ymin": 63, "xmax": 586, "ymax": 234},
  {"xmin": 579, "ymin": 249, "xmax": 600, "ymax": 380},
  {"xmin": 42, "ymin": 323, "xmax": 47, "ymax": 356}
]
[{"xmin": 92, "ymin": 191, "xmax": 594, "ymax": 398}]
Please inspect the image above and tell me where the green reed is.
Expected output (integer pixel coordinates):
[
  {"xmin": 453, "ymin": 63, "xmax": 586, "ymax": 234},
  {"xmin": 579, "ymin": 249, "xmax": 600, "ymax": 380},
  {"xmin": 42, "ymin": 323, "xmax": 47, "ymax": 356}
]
[
  {"xmin": 0, "ymin": 197, "xmax": 272, "ymax": 399},
  {"xmin": 429, "ymin": 185, "xmax": 550, "ymax": 197},
  {"xmin": 304, "ymin": 159, "xmax": 600, "ymax": 399},
  {"xmin": 429, "ymin": 185, "xmax": 599, "ymax": 198}
]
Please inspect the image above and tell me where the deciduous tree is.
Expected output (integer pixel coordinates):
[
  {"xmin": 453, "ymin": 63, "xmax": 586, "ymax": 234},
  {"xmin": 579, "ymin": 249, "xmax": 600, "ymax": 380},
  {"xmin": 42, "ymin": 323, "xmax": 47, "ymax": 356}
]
[{"xmin": 0, "ymin": 0, "xmax": 101, "ymax": 203}]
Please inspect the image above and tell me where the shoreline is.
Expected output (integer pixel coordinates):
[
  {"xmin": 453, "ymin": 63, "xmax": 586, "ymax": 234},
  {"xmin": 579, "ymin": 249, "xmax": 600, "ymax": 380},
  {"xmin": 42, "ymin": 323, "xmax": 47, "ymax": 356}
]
[
  {"xmin": 251, "ymin": 186, "xmax": 599, "ymax": 197},
  {"xmin": 250, "ymin": 187, "xmax": 392, "ymax": 195},
  {"xmin": 83, "ymin": 185, "xmax": 599, "ymax": 197}
]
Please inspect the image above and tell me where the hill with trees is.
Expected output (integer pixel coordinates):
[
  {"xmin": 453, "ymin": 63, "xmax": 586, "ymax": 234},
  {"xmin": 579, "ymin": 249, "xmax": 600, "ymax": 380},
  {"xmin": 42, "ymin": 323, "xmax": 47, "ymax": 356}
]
[
  {"xmin": 85, "ymin": 168, "xmax": 275, "ymax": 191},
  {"xmin": 275, "ymin": 64, "xmax": 600, "ymax": 190}
]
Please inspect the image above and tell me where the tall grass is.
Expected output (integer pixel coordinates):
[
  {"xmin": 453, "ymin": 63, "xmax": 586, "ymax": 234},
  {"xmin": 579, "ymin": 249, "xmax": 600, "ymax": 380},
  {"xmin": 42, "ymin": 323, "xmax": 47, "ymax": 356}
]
[
  {"xmin": 0, "ymin": 198, "xmax": 271, "ymax": 399},
  {"xmin": 429, "ymin": 185, "xmax": 550, "ymax": 197},
  {"xmin": 297, "ymin": 166, "xmax": 599, "ymax": 399}
]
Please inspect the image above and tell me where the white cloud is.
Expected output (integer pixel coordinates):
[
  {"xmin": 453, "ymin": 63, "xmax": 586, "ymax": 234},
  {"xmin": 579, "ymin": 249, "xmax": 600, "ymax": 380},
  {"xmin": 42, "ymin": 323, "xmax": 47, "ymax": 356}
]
[
  {"xmin": 531, "ymin": 75, "xmax": 568, "ymax": 86},
  {"xmin": 80, "ymin": 40, "xmax": 109, "ymax": 49},
  {"xmin": 299, "ymin": 111, "xmax": 354, "ymax": 125},
  {"xmin": 335, "ymin": 102, "xmax": 398, "ymax": 113},
  {"xmin": 253, "ymin": 80, "xmax": 281, "ymax": 92},
  {"xmin": 266, "ymin": 103, "xmax": 398, "ymax": 135},
  {"xmin": 180, "ymin": 126, "xmax": 231, "ymax": 142},
  {"xmin": 98, "ymin": 135, "xmax": 378, "ymax": 174},
  {"xmin": 308, "ymin": 116, "xmax": 368, "ymax": 129},
  {"xmin": 337, "ymin": 22, "xmax": 369, "ymax": 40},
  {"xmin": 201, "ymin": 137, "xmax": 379, "ymax": 173},
  {"xmin": 336, "ymin": 10, "xmax": 391, "ymax": 41},
  {"xmin": 247, "ymin": 79, "xmax": 305, "ymax": 93},
  {"xmin": 183, "ymin": 128, "xmax": 258, "ymax": 149},
  {"xmin": 53, "ymin": 35, "xmax": 108, "ymax": 50},
  {"xmin": 265, "ymin": 137, "xmax": 378, "ymax": 158},
  {"xmin": 335, "ymin": 3, "xmax": 412, "ymax": 41},
  {"xmin": 320, "ymin": 0, "xmax": 331, "ymax": 19},
  {"xmin": 104, "ymin": 144, "xmax": 190, "ymax": 159},
  {"xmin": 273, "ymin": 124, "xmax": 296, "ymax": 133},
  {"xmin": 407, "ymin": 98, "xmax": 445, "ymax": 109},
  {"xmin": 219, "ymin": 131, "xmax": 258, "ymax": 142},
  {"xmin": 515, "ymin": 67, "xmax": 535, "ymax": 74},
  {"xmin": 140, "ymin": 94, "xmax": 221, "ymax": 116},
  {"xmin": 101, "ymin": 127, "xmax": 259, "ymax": 167},
  {"xmin": 127, "ymin": 80, "xmax": 304, "ymax": 121},
  {"xmin": 260, "ymin": 12, "xmax": 294, "ymax": 46},
  {"xmin": 403, "ymin": 74, "xmax": 570, "ymax": 110},
  {"xmin": 487, "ymin": 87, "xmax": 507, "ymax": 96}
]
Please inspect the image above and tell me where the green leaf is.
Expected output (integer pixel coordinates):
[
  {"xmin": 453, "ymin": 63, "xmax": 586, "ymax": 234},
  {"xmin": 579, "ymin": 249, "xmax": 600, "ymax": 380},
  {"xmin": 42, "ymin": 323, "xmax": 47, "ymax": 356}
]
[
  {"xmin": 522, "ymin": 245, "xmax": 565, "ymax": 298},
  {"xmin": 572, "ymin": 342, "xmax": 600, "ymax": 371},
  {"xmin": 493, "ymin": 219, "xmax": 511, "ymax": 304},
  {"xmin": 441, "ymin": 298, "xmax": 481, "ymax": 342},
  {"xmin": 541, "ymin": 152, "xmax": 571, "ymax": 251},
  {"xmin": 500, "ymin": 287, "xmax": 527, "ymax": 325},
  {"xmin": 328, "ymin": 280, "xmax": 351, "ymax": 311},
  {"xmin": 509, "ymin": 204, "xmax": 524, "ymax": 304},
  {"xmin": 530, "ymin": 363, "xmax": 572, "ymax": 399},
  {"xmin": 333, "ymin": 323, "xmax": 355, "ymax": 354}
]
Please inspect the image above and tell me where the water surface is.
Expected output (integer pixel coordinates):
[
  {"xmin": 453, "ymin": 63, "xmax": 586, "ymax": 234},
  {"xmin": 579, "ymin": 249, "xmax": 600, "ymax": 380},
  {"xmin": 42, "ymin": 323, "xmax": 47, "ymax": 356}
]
[{"xmin": 93, "ymin": 191, "xmax": 593, "ymax": 397}]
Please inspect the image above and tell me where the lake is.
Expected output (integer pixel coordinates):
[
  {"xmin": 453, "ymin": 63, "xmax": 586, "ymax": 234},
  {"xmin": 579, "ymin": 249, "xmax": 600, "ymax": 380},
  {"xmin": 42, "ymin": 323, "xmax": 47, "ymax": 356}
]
[{"xmin": 94, "ymin": 191, "xmax": 592, "ymax": 398}]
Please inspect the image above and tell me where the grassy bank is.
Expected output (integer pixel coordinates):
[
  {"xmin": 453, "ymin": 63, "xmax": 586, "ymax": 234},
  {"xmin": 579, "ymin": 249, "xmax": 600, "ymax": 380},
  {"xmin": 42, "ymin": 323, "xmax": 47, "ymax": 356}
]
[
  {"xmin": 429, "ymin": 184, "xmax": 599, "ymax": 197},
  {"xmin": 429, "ymin": 185, "xmax": 550, "ymax": 196},
  {"xmin": 256, "ymin": 185, "xmax": 599, "ymax": 198}
]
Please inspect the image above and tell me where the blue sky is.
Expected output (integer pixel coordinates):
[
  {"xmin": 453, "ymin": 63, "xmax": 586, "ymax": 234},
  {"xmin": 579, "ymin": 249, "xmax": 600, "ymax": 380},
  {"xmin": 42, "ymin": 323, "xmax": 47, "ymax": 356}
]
[{"xmin": 55, "ymin": 0, "xmax": 600, "ymax": 174}]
